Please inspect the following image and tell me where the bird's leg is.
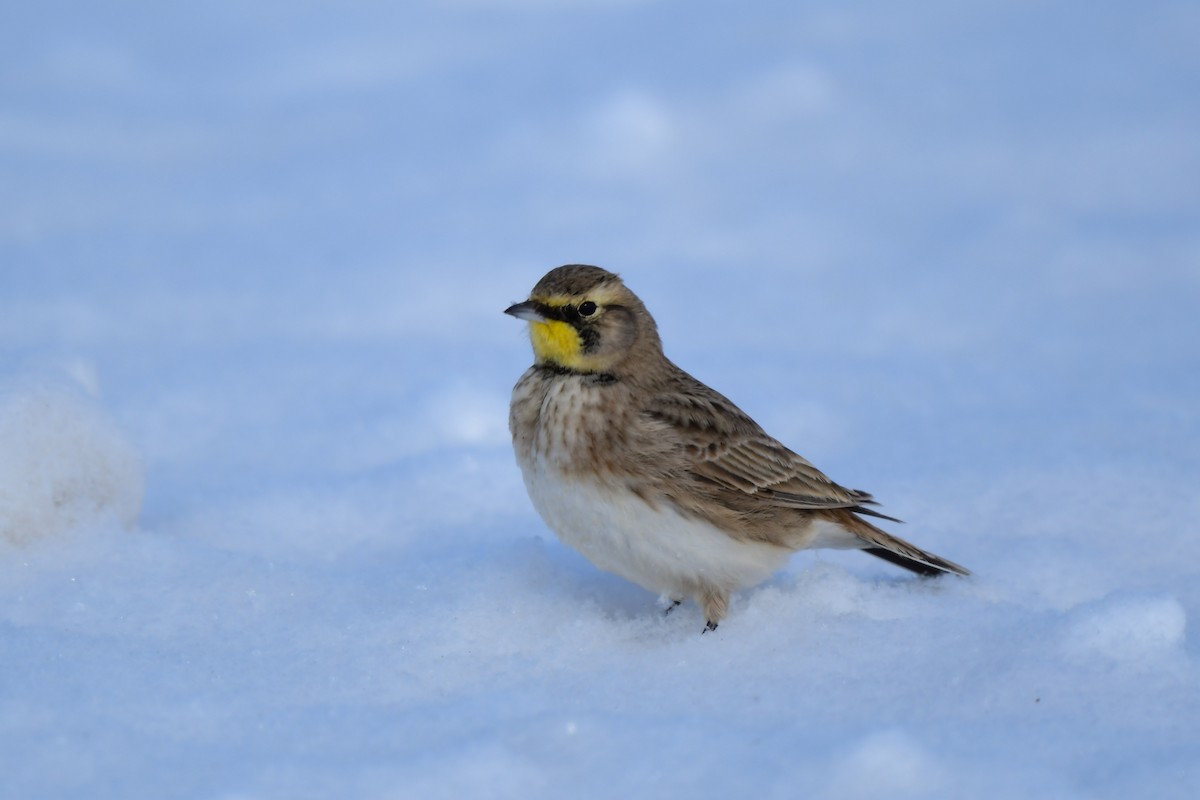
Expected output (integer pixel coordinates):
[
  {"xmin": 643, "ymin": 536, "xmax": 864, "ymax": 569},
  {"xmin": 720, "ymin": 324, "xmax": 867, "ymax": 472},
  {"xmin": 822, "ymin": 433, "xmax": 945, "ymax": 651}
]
[{"xmin": 698, "ymin": 588, "xmax": 728, "ymax": 634}]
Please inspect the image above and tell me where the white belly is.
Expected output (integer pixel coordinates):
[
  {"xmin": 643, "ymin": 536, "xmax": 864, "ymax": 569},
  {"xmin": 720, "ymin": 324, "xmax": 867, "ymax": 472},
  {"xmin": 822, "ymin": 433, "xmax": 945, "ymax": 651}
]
[{"xmin": 521, "ymin": 466, "xmax": 790, "ymax": 598}]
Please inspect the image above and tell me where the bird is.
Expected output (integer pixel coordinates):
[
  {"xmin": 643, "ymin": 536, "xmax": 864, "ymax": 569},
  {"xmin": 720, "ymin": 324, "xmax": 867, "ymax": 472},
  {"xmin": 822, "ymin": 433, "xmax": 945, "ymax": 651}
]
[{"xmin": 505, "ymin": 265, "xmax": 968, "ymax": 631}]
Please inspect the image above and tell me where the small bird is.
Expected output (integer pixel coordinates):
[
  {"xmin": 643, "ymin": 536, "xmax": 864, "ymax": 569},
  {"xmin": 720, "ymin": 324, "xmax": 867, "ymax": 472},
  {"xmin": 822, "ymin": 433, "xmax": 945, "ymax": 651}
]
[{"xmin": 506, "ymin": 265, "xmax": 968, "ymax": 631}]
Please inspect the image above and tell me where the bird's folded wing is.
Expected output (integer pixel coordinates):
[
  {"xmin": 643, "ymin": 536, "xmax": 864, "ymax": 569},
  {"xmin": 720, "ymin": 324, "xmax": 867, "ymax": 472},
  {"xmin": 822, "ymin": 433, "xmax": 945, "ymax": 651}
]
[
  {"xmin": 644, "ymin": 390, "xmax": 876, "ymax": 512},
  {"xmin": 694, "ymin": 434, "xmax": 872, "ymax": 509}
]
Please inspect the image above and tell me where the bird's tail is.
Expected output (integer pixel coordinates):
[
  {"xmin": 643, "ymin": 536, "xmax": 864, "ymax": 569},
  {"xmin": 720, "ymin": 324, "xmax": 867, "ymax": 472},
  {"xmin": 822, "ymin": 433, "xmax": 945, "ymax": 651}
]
[{"xmin": 835, "ymin": 510, "xmax": 970, "ymax": 577}]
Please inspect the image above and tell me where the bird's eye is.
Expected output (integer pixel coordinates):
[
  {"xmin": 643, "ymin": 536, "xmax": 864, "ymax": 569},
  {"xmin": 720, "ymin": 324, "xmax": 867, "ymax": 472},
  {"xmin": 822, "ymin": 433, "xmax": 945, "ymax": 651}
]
[{"xmin": 577, "ymin": 301, "xmax": 598, "ymax": 317}]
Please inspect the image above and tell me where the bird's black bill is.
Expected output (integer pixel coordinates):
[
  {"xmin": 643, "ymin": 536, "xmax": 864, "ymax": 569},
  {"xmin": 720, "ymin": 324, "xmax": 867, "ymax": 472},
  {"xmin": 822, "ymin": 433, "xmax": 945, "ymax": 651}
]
[{"xmin": 504, "ymin": 301, "xmax": 547, "ymax": 322}]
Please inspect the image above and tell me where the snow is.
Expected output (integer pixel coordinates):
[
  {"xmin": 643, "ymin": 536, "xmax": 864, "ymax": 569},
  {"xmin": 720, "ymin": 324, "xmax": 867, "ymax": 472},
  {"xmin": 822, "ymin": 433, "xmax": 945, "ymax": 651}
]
[{"xmin": 2, "ymin": 1, "xmax": 1198, "ymax": 798}]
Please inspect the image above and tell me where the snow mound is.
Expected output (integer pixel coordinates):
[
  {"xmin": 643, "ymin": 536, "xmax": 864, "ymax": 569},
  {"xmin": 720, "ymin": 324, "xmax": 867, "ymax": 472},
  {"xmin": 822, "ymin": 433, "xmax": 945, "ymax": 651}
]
[{"xmin": 0, "ymin": 383, "xmax": 143, "ymax": 545}]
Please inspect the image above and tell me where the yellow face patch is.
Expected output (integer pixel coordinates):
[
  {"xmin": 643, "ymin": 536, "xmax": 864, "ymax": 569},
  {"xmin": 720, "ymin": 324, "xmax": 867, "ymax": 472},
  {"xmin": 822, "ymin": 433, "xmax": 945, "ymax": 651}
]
[
  {"xmin": 524, "ymin": 286, "xmax": 624, "ymax": 371},
  {"xmin": 529, "ymin": 319, "xmax": 584, "ymax": 368}
]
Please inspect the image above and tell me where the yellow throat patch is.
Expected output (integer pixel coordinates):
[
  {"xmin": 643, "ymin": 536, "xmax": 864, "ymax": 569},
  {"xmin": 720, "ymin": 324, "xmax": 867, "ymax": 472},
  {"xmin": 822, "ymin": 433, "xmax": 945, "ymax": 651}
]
[{"xmin": 529, "ymin": 319, "xmax": 584, "ymax": 369}]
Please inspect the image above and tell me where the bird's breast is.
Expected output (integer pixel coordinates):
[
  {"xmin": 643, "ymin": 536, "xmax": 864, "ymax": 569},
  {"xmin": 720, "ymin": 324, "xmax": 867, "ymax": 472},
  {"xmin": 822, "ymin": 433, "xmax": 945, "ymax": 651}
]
[{"xmin": 511, "ymin": 369, "xmax": 630, "ymax": 476}]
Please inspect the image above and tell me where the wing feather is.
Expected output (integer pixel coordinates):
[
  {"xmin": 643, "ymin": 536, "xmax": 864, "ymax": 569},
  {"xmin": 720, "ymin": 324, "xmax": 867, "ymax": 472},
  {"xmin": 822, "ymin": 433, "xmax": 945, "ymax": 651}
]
[{"xmin": 644, "ymin": 371, "xmax": 887, "ymax": 515}]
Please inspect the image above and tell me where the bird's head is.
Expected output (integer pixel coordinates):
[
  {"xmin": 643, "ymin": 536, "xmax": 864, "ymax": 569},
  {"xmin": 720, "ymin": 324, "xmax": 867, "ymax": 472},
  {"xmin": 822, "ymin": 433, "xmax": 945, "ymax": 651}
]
[{"xmin": 505, "ymin": 265, "xmax": 661, "ymax": 376}]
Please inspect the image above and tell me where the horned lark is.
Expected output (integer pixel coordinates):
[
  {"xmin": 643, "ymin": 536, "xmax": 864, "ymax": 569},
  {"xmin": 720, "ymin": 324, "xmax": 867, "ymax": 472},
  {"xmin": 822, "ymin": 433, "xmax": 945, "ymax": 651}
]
[{"xmin": 506, "ymin": 265, "xmax": 968, "ymax": 631}]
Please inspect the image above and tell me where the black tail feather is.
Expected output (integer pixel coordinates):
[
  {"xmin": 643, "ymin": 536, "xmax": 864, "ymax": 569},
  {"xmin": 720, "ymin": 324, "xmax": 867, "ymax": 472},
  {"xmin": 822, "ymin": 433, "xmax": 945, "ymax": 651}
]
[
  {"xmin": 863, "ymin": 547, "xmax": 956, "ymax": 577},
  {"xmin": 852, "ymin": 505, "xmax": 903, "ymax": 524}
]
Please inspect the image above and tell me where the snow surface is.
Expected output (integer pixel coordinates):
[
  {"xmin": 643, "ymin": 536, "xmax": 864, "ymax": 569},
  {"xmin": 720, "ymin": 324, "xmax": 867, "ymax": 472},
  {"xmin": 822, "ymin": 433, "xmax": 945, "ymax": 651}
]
[{"xmin": 3, "ymin": 1, "xmax": 1199, "ymax": 798}]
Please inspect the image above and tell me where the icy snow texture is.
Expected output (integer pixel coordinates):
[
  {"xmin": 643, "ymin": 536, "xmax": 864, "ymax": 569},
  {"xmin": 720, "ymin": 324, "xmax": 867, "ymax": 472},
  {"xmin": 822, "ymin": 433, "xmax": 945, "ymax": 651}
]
[{"xmin": 2, "ymin": 1, "xmax": 1199, "ymax": 798}]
